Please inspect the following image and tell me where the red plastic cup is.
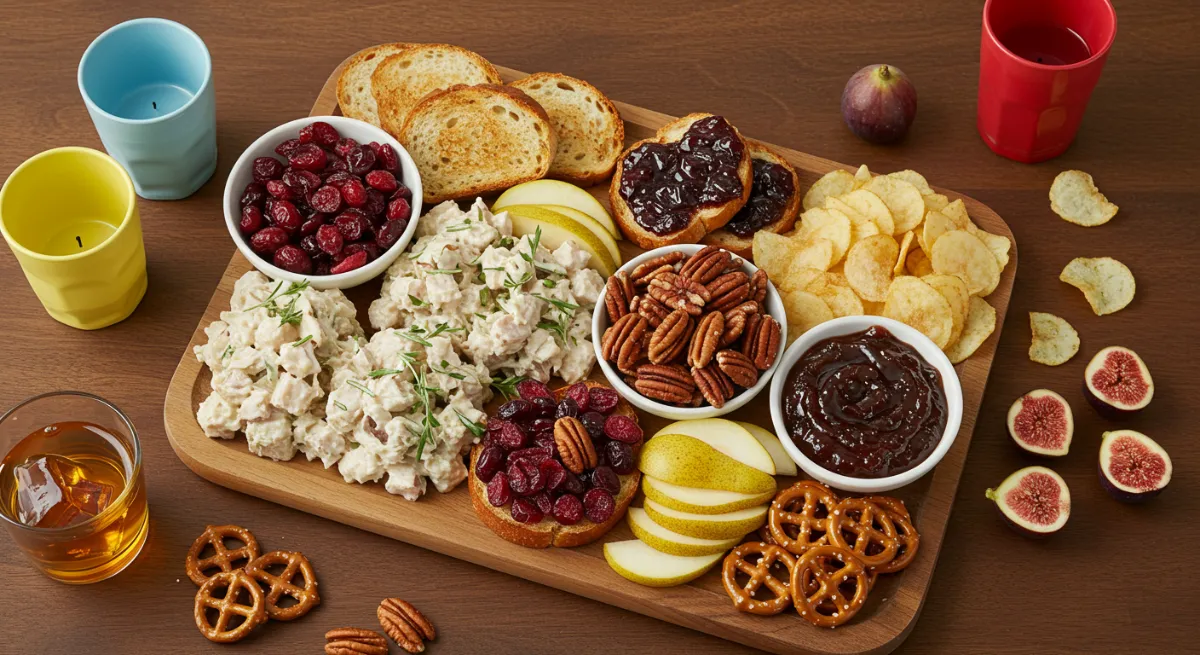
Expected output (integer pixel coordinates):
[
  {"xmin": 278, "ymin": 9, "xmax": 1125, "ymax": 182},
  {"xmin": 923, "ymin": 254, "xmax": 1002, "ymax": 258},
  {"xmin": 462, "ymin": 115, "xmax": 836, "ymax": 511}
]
[{"xmin": 977, "ymin": 0, "xmax": 1117, "ymax": 163}]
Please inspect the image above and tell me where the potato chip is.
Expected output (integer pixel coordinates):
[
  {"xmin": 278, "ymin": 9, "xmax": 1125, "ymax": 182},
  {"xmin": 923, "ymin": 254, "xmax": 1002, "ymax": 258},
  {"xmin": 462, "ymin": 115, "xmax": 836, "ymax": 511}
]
[
  {"xmin": 853, "ymin": 164, "xmax": 872, "ymax": 188},
  {"xmin": 894, "ymin": 231, "xmax": 915, "ymax": 276},
  {"xmin": 921, "ymin": 210, "xmax": 957, "ymax": 254},
  {"xmin": 923, "ymin": 274, "xmax": 969, "ymax": 345},
  {"xmin": 781, "ymin": 289, "xmax": 834, "ymax": 344},
  {"xmin": 887, "ymin": 169, "xmax": 933, "ymax": 195},
  {"xmin": 1028, "ymin": 312, "xmax": 1080, "ymax": 366},
  {"xmin": 882, "ymin": 277, "xmax": 955, "ymax": 348},
  {"xmin": 825, "ymin": 196, "xmax": 879, "ymax": 243},
  {"xmin": 861, "ymin": 300, "xmax": 884, "ymax": 315},
  {"xmin": 945, "ymin": 297, "xmax": 996, "ymax": 363},
  {"xmin": 803, "ymin": 169, "xmax": 857, "ymax": 211},
  {"xmin": 841, "ymin": 189, "xmax": 895, "ymax": 235},
  {"xmin": 1059, "ymin": 256, "xmax": 1135, "ymax": 315},
  {"xmin": 966, "ymin": 223, "xmax": 1011, "ymax": 269},
  {"xmin": 797, "ymin": 207, "xmax": 853, "ymax": 264},
  {"xmin": 785, "ymin": 267, "xmax": 826, "ymax": 293},
  {"xmin": 863, "ymin": 175, "xmax": 925, "ymax": 234},
  {"xmin": 752, "ymin": 231, "xmax": 798, "ymax": 282},
  {"xmin": 812, "ymin": 283, "xmax": 864, "ymax": 318},
  {"xmin": 844, "ymin": 234, "xmax": 899, "ymax": 303},
  {"xmin": 940, "ymin": 198, "xmax": 970, "ymax": 230},
  {"xmin": 905, "ymin": 248, "xmax": 933, "ymax": 277},
  {"xmin": 792, "ymin": 236, "xmax": 836, "ymax": 272},
  {"xmin": 931, "ymin": 230, "xmax": 1001, "ymax": 297},
  {"xmin": 1050, "ymin": 170, "xmax": 1119, "ymax": 227},
  {"xmin": 923, "ymin": 192, "xmax": 950, "ymax": 214}
]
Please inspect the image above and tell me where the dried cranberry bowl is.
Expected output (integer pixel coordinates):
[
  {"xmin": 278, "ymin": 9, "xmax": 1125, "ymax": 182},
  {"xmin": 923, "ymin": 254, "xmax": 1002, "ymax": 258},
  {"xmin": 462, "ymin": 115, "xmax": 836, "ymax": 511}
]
[{"xmin": 222, "ymin": 116, "xmax": 422, "ymax": 289}]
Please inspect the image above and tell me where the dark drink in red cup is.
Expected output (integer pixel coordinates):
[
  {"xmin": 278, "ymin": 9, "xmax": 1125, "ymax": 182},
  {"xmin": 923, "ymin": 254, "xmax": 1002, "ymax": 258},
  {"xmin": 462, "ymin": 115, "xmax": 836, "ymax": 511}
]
[{"xmin": 977, "ymin": 0, "xmax": 1117, "ymax": 163}]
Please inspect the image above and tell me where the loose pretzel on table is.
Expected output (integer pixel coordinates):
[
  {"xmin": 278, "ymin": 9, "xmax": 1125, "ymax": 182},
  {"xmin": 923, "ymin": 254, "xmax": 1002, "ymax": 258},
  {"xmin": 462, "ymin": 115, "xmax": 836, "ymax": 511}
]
[
  {"xmin": 194, "ymin": 570, "xmax": 267, "ymax": 643},
  {"xmin": 244, "ymin": 550, "xmax": 321, "ymax": 621},
  {"xmin": 768, "ymin": 480, "xmax": 839, "ymax": 555},
  {"xmin": 721, "ymin": 542, "xmax": 797, "ymax": 616},
  {"xmin": 185, "ymin": 524, "xmax": 261, "ymax": 586}
]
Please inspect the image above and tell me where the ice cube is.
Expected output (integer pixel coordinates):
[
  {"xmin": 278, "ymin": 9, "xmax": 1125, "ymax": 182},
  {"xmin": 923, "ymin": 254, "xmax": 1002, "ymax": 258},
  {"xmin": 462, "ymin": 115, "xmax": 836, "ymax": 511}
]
[{"xmin": 12, "ymin": 454, "xmax": 113, "ymax": 529}]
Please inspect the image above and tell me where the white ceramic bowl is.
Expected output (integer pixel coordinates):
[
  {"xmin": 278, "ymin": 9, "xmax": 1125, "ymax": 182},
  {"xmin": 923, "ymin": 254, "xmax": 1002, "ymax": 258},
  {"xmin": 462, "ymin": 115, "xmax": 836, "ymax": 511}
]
[
  {"xmin": 222, "ymin": 115, "xmax": 422, "ymax": 289},
  {"xmin": 768, "ymin": 315, "xmax": 963, "ymax": 493},
  {"xmin": 592, "ymin": 244, "xmax": 787, "ymax": 421}
]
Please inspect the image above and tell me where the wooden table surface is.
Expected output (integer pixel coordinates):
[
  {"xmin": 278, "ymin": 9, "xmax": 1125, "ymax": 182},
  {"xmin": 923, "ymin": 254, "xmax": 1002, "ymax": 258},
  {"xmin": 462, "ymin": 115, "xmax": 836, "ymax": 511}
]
[{"xmin": 1, "ymin": 0, "xmax": 1195, "ymax": 653}]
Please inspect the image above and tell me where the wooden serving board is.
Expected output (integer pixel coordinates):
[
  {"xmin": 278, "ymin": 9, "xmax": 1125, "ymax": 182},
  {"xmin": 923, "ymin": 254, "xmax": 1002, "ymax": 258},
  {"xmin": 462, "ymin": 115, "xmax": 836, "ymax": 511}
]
[{"xmin": 165, "ymin": 52, "xmax": 1017, "ymax": 655}]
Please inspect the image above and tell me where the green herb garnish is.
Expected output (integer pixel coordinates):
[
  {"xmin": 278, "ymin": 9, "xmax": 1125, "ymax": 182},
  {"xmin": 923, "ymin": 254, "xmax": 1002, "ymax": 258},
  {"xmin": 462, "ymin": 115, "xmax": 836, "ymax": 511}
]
[
  {"xmin": 291, "ymin": 335, "xmax": 312, "ymax": 347},
  {"xmin": 490, "ymin": 374, "xmax": 526, "ymax": 400},
  {"xmin": 347, "ymin": 380, "xmax": 375, "ymax": 397},
  {"xmin": 408, "ymin": 294, "xmax": 428, "ymax": 307},
  {"xmin": 455, "ymin": 410, "xmax": 486, "ymax": 438}
]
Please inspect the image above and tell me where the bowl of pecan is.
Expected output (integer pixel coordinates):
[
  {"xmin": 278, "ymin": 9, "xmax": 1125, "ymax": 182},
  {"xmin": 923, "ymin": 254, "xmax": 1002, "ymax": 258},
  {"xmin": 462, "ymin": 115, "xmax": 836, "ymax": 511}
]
[{"xmin": 593, "ymin": 244, "xmax": 786, "ymax": 420}]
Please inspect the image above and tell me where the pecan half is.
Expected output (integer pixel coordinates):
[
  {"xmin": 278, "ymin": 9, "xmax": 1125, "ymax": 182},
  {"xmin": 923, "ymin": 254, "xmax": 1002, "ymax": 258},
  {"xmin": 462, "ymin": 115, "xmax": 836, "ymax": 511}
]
[
  {"xmin": 648, "ymin": 272, "xmax": 710, "ymax": 316},
  {"xmin": 378, "ymin": 598, "xmax": 435, "ymax": 654},
  {"xmin": 604, "ymin": 271, "xmax": 635, "ymax": 323},
  {"xmin": 633, "ymin": 363, "xmax": 694, "ymax": 404},
  {"xmin": 679, "ymin": 246, "xmax": 731, "ymax": 284},
  {"xmin": 726, "ymin": 256, "xmax": 746, "ymax": 274},
  {"xmin": 554, "ymin": 416, "xmax": 597, "ymax": 474},
  {"xmin": 601, "ymin": 313, "xmax": 648, "ymax": 374},
  {"xmin": 648, "ymin": 310, "xmax": 693, "ymax": 364},
  {"xmin": 707, "ymin": 271, "xmax": 751, "ymax": 313},
  {"xmin": 630, "ymin": 294, "xmax": 669, "ymax": 328},
  {"xmin": 723, "ymin": 300, "xmax": 759, "ymax": 321},
  {"xmin": 721, "ymin": 310, "xmax": 747, "ymax": 347},
  {"xmin": 688, "ymin": 311, "xmax": 724, "ymax": 368},
  {"xmin": 631, "ymin": 251, "xmax": 684, "ymax": 286},
  {"xmin": 716, "ymin": 350, "xmax": 758, "ymax": 387},
  {"xmin": 743, "ymin": 315, "xmax": 782, "ymax": 370},
  {"xmin": 691, "ymin": 362, "xmax": 735, "ymax": 408},
  {"xmin": 325, "ymin": 628, "xmax": 389, "ymax": 655},
  {"xmin": 749, "ymin": 268, "xmax": 769, "ymax": 305}
]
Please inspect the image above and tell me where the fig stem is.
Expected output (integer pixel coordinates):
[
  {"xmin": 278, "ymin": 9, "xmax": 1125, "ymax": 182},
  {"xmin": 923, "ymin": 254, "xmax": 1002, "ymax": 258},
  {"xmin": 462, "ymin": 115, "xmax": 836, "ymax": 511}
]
[
  {"xmin": 984, "ymin": 488, "xmax": 998, "ymax": 501},
  {"xmin": 878, "ymin": 65, "xmax": 892, "ymax": 81}
]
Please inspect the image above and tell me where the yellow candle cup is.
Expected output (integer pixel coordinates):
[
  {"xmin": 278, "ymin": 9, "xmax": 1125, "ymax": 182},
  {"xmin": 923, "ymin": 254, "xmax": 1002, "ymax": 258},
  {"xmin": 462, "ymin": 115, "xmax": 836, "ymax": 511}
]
[{"xmin": 1, "ymin": 147, "xmax": 147, "ymax": 329}]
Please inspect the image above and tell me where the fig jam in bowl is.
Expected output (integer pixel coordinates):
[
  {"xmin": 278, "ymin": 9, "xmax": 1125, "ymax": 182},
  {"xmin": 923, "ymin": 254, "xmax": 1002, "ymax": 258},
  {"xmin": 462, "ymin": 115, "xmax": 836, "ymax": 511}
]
[{"xmin": 768, "ymin": 316, "xmax": 962, "ymax": 493}]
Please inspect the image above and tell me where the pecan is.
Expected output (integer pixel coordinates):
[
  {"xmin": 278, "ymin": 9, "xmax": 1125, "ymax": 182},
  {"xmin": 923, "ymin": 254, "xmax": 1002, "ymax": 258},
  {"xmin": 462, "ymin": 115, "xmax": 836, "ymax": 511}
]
[
  {"xmin": 679, "ymin": 245, "xmax": 732, "ymax": 284},
  {"xmin": 723, "ymin": 300, "xmax": 759, "ymax": 321},
  {"xmin": 721, "ymin": 310, "xmax": 747, "ymax": 347},
  {"xmin": 630, "ymin": 294, "xmax": 669, "ymax": 327},
  {"xmin": 648, "ymin": 310, "xmax": 693, "ymax": 364},
  {"xmin": 633, "ymin": 363, "xmax": 694, "ymax": 404},
  {"xmin": 749, "ymin": 269, "xmax": 769, "ymax": 305},
  {"xmin": 601, "ymin": 313, "xmax": 648, "ymax": 374},
  {"xmin": 726, "ymin": 256, "xmax": 746, "ymax": 274},
  {"xmin": 604, "ymin": 271, "xmax": 635, "ymax": 323},
  {"xmin": 691, "ymin": 362, "xmax": 735, "ymax": 408},
  {"xmin": 648, "ymin": 272, "xmax": 710, "ymax": 315},
  {"xmin": 325, "ymin": 628, "xmax": 389, "ymax": 655},
  {"xmin": 716, "ymin": 350, "xmax": 758, "ymax": 387},
  {"xmin": 378, "ymin": 598, "xmax": 435, "ymax": 654},
  {"xmin": 688, "ymin": 390, "xmax": 706, "ymax": 407},
  {"xmin": 743, "ymin": 315, "xmax": 782, "ymax": 370},
  {"xmin": 688, "ymin": 311, "xmax": 724, "ymax": 368},
  {"xmin": 554, "ymin": 417, "xmax": 597, "ymax": 474},
  {"xmin": 707, "ymin": 271, "xmax": 751, "ymax": 313},
  {"xmin": 631, "ymin": 251, "xmax": 684, "ymax": 286}
]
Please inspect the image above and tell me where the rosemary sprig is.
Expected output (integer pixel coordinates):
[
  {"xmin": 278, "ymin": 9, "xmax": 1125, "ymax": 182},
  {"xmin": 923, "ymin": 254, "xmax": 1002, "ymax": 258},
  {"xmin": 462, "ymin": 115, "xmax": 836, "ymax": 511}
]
[
  {"xmin": 427, "ymin": 267, "xmax": 462, "ymax": 275},
  {"xmin": 498, "ymin": 236, "xmax": 515, "ymax": 249},
  {"xmin": 334, "ymin": 400, "xmax": 348, "ymax": 411},
  {"xmin": 408, "ymin": 294, "xmax": 428, "ymax": 307},
  {"xmin": 291, "ymin": 335, "xmax": 312, "ymax": 347},
  {"xmin": 533, "ymin": 294, "xmax": 579, "ymax": 314},
  {"xmin": 367, "ymin": 368, "xmax": 405, "ymax": 378},
  {"xmin": 518, "ymin": 227, "xmax": 542, "ymax": 263},
  {"xmin": 398, "ymin": 330, "xmax": 432, "ymax": 347},
  {"xmin": 347, "ymin": 379, "xmax": 375, "ymax": 397},
  {"xmin": 490, "ymin": 374, "xmax": 526, "ymax": 400},
  {"xmin": 504, "ymin": 270, "xmax": 533, "ymax": 289},
  {"xmin": 542, "ymin": 279, "xmax": 556, "ymax": 288},
  {"xmin": 221, "ymin": 345, "xmax": 234, "ymax": 360},
  {"xmin": 538, "ymin": 319, "xmax": 569, "ymax": 343},
  {"xmin": 478, "ymin": 288, "xmax": 490, "ymax": 307},
  {"xmin": 455, "ymin": 410, "xmax": 485, "ymax": 438}
]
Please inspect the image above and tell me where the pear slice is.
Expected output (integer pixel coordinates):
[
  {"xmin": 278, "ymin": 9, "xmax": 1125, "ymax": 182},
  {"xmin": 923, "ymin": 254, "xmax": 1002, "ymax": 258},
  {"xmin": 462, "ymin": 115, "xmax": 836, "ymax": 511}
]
[
  {"xmin": 627, "ymin": 507, "xmax": 741, "ymax": 557},
  {"xmin": 638, "ymin": 434, "xmax": 777, "ymax": 495},
  {"xmin": 642, "ymin": 476, "xmax": 775, "ymax": 515},
  {"xmin": 642, "ymin": 499, "xmax": 768, "ymax": 540},
  {"xmin": 653, "ymin": 419, "xmax": 776, "ymax": 475},
  {"xmin": 506, "ymin": 205, "xmax": 616, "ymax": 276},
  {"xmin": 604, "ymin": 539, "xmax": 723, "ymax": 587},
  {"xmin": 736, "ymin": 422, "xmax": 798, "ymax": 477},
  {"xmin": 504, "ymin": 203, "xmax": 621, "ymax": 269},
  {"xmin": 494, "ymin": 178, "xmax": 617, "ymax": 236}
]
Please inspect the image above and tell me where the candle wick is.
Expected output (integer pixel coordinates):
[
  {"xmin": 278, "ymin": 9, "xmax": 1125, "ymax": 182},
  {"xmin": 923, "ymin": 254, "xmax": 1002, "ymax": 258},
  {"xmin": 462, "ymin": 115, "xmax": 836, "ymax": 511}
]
[{"xmin": 76, "ymin": 236, "xmax": 83, "ymax": 248}]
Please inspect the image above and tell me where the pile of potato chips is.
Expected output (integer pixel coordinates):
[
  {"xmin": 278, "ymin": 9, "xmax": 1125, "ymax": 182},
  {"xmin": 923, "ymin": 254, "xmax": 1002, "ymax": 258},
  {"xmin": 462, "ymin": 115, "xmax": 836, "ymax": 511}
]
[{"xmin": 752, "ymin": 165, "xmax": 1011, "ymax": 364}]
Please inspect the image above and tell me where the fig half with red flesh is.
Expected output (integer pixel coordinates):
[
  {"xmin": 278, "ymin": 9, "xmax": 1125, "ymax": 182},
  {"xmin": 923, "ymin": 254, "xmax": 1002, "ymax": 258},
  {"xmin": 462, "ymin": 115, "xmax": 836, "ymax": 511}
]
[
  {"xmin": 1084, "ymin": 346, "xmax": 1154, "ymax": 416},
  {"xmin": 1099, "ymin": 430, "xmax": 1172, "ymax": 503},
  {"xmin": 985, "ymin": 466, "xmax": 1070, "ymax": 538},
  {"xmin": 1006, "ymin": 389, "xmax": 1073, "ymax": 456}
]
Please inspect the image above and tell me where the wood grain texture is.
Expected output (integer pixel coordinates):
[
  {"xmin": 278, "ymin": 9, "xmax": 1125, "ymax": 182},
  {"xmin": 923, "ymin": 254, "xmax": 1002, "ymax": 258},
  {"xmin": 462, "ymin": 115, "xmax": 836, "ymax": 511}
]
[
  {"xmin": 162, "ymin": 56, "xmax": 1015, "ymax": 655},
  {"xmin": 1, "ymin": 1, "xmax": 1197, "ymax": 653}
]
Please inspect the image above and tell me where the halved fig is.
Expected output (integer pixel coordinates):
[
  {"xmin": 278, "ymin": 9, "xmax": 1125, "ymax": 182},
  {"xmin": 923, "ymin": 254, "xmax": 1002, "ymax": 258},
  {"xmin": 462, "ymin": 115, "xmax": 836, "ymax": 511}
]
[
  {"xmin": 1006, "ymin": 389, "xmax": 1073, "ymax": 456},
  {"xmin": 984, "ymin": 466, "xmax": 1070, "ymax": 538},
  {"xmin": 1083, "ymin": 346, "xmax": 1154, "ymax": 416},
  {"xmin": 1099, "ymin": 430, "xmax": 1172, "ymax": 503}
]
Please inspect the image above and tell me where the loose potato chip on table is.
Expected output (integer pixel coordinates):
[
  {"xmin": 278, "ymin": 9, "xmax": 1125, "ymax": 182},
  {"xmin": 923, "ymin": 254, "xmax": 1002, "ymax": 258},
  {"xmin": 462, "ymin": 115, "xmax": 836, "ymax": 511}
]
[
  {"xmin": 894, "ymin": 231, "xmax": 915, "ymax": 276},
  {"xmin": 864, "ymin": 175, "xmax": 925, "ymax": 233},
  {"xmin": 781, "ymin": 289, "xmax": 834, "ymax": 343},
  {"xmin": 841, "ymin": 188, "xmax": 896, "ymax": 235},
  {"xmin": 1050, "ymin": 170, "xmax": 1119, "ymax": 226},
  {"xmin": 922, "ymin": 273, "xmax": 970, "ymax": 345},
  {"xmin": 1059, "ymin": 256, "xmax": 1135, "ymax": 315},
  {"xmin": 1028, "ymin": 312, "xmax": 1080, "ymax": 366},
  {"xmin": 803, "ymin": 169, "xmax": 857, "ymax": 211},
  {"xmin": 845, "ymin": 234, "xmax": 900, "ymax": 303},
  {"xmin": 931, "ymin": 230, "xmax": 1001, "ymax": 297},
  {"xmin": 944, "ymin": 297, "xmax": 997, "ymax": 364},
  {"xmin": 882, "ymin": 276, "xmax": 955, "ymax": 349},
  {"xmin": 797, "ymin": 207, "xmax": 853, "ymax": 264}
]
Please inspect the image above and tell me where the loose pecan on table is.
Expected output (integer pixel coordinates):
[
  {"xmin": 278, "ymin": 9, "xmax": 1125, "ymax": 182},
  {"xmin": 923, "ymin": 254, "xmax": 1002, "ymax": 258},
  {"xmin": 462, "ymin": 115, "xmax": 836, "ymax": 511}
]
[
  {"xmin": 378, "ymin": 597, "xmax": 436, "ymax": 654},
  {"xmin": 325, "ymin": 628, "xmax": 389, "ymax": 655}
]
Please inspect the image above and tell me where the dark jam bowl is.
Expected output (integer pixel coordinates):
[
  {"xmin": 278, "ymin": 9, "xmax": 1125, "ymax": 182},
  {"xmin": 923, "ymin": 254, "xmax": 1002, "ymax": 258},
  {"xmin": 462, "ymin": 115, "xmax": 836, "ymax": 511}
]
[{"xmin": 768, "ymin": 316, "xmax": 962, "ymax": 493}]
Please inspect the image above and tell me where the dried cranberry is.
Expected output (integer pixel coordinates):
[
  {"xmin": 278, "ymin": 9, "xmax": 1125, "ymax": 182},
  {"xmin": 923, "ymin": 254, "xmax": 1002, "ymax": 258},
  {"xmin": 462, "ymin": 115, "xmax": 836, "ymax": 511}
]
[
  {"xmin": 604, "ymin": 415, "xmax": 643, "ymax": 444},
  {"xmin": 583, "ymin": 488, "xmax": 616, "ymax": 523},
  {"xmin": 252, "ymin": 156, "xmax": 284, "ymax": 182},
  {"xmin": 368, "ymin": 141, "xmax": 400, "ymax": 172},
  {"xmin": 275, "ymin": 138, "xmax": 303, "ymax": 157},
  {"xmin": 392, "ymin": 184, "xmax": 413, "ymax": 202},
  {"xmin": 299, "ymin": 214, "xmax": 326, "ymax": 236},
  {"xmin": 287, "ymin": 143, "xmax": 327, "ymax": 171},
  {"xmin": 507, "ymin": 446, "xmax": 551, "ymax": 466},
  {"xmin": 365, "ymin": 169, "xmax": 398, "ymax": 192},
  {"xmin": 507, "ymin": 459, "xmax": 544, "ymax": 496},
  {"xmin": 334, "ymin": 137, "xmax": 359, "ymax": 159},
  {"xmin": 341, "ymin": 178, "xmax": 367, "ymax": 208},
  {"xmin": 497, "ymin": 399, "xmax": 533, "ymax": 421},
  {"xmin": 282, "ymin": 168, "xmax": 321, "ymax": 195},
  {"xmin": 375, "ymin": 218, "xmax": 407, "ymax": 251},
  {"xmin": 309, "ymin": 185, "xmax": 342, "ymax": 213},
  {"xmin": 531, "ymin": 396, "xmax": 556, "ymax": 418},
  {"xmin": 240, "ymin": 182, "xmax": 266, "ymax": 207},
  {"xmin": 510, "ymin": 497, "xmax": 543, "ymax": 524},
  {"xmin": 269, "ymin": 200, "xmax": 302, "ymax": 231},
  {"xmin": 345, "ymin": 145, "xmax": 377, "ymax": 175},
  {"xmin": 265, "ymin": 179, "xmax": 293, "ymax": 200},
  {"xmin": 532, "ymin": 491, "xmax": 554, "ymax": 516},
  {"xmin": 386, "ymin": 197, "xmax": 412, "ymax": 222},
  {"xmin": 313, "ymin": 260, "xmax": 331, "ymax": 276},
  {"xmin": 559, "ymin": 470, "xmax": 586, "ymax": 495},
  {"xmin": 239, "ymin": 205, "xmax": 264, "ymax": 234},
  {"xmin": 493, "ymin": 421, "xmax": 527, "ymax": 451},
  {"xmin": 590, "ymin": 466, "xmax": 621, "ymax": 496},
  {"xmin": 323, "ymin": 171, "xmax": 355, "ymax": 188},
  {"xmin": 533, "ymin": 435, "xmax": 558, "ymax": 456},
  {"xmin": 315, "ymin": 224, "xmax": 344, "ymax": 256},
  {"xmin": 299, "ymin": 234, "xmax": 321, "ymax": 257},
  {"xmin": 566, "ymin": 383, "xmax": 591, "ymax": 412},
  {"xmin": 580, "ymin": 412, "xmax": 607, "ymax": 440},
  {"xmin": 249, "ymin": 227, "xmax": 288, "ymax": 254},
  {"xmin": 555, "ymin": 398, "xmax": 579, "ymax": 420},
  {"xmin": 551, "ymin": 494, "xmax": 582, "ymax": 525},
  {"xmin": 528, "ymin": 418, "xmax": 555, "ymax": 437},
  {"xmin": 336, "ymin": 243, "xmax": 366, "ymax": 263},
  {"xmin": 329, "ymin": 250, "xmax": 368, "ymax": 274},
  {"xmin": 325, "ymin": 158, "xmax": 348, "ymax": 174},
  {"xmin": 304, "ymin": 121, "xmax": 340, "ymax": 147},
  {"xmin": 486, "ymin": 472, "xmax": 511, "ymax": 507},
  {"xmin": 604, "ymin": 440, "xmax": 636, "ymax": 475},
  {"xmin": 516, "ymin": 379, "xmax": 553, "ymax": 401},
  {"xmin": 588, "ymin": 387, "xmax": 620, "ymax": 413},
  {"xmin": 363, "ymin": 189, "xmax": 386, "ymax": 217},
  {"xmin": 541, "ymin": 458, "xmax": 568, "ymax": 492},
  {"xmin": 334, "ymin": 210, "xmax": 369, "ymax": 241},
  {"xmin": 273, "ymin": 245, "xmax": 312, "ymax": 274},
  {"xmin": 475, "ymin": 445, "xmax": 505, "ymax": 483},
  {"xmin": 361, "ymin": 242, "xmax": 382, "ymax": 261}
]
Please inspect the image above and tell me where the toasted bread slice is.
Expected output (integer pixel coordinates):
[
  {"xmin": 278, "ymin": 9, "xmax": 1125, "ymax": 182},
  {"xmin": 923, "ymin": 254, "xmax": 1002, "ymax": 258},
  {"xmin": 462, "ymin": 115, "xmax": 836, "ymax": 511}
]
[
  {"xmin": 610, "ymin": 113, "xmax": 752, "ymax": 250},
  {"xmin": 399, "ymin": 84, "xmax": 556, "ymax": 204},
  {"xmin": 702, "ymin": 141, "xmax": 801, "ymax": 258},
  {"xmin": 509, "ymin": 73, "xmax": 625, "ymax": 186},
  {"xmin": 468, "ymin": 381, "xmax": 640, "ymax": 549},
  {"xmin": 372, "ymin": 44, "xmax": 502, "ymax": 139},
  {"xmin": 336, "ymin": 43, "xmax": 411, "ymax": 126}
]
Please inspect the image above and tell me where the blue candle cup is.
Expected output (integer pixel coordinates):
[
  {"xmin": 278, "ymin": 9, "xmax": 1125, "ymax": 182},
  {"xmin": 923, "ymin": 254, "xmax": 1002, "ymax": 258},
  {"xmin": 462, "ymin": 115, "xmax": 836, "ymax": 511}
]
[{"xmin": 78, "ymin": 18, "xmax": 216, "ymax": 201}]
